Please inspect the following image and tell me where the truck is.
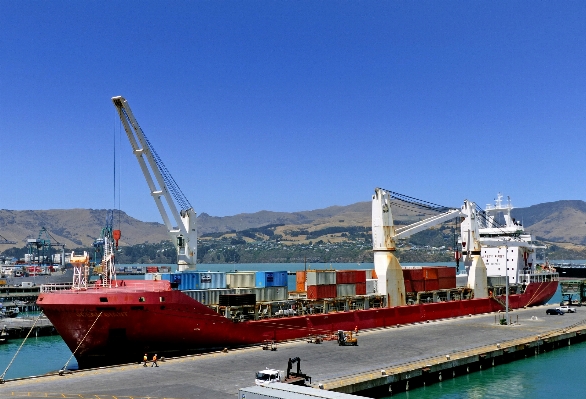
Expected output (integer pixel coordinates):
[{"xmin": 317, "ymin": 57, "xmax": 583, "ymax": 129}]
[
  {"xmin": 255, "ymin": 358, "xmax": 311, "ymax": 386},
  {"xmin": 556, "ymin": 305, "xmax": 576, "ymax": 313},
  {"xmin": 255, "ymin": 369, "xmax": 285, "ymax": 385}
]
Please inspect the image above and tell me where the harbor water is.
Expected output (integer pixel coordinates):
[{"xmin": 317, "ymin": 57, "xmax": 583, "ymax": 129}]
[{"xmin": 0, "ymin": 261, "xmax": 573, "ymax": 392}]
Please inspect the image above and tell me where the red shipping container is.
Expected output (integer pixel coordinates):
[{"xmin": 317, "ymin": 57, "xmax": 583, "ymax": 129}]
[
  {"xmin": 424, "ymin": 279, "xmax": 440, "ymax": 291},
  {"xmin": 438, "ymin": 277, "xmax": 457, "ymax": 289},
  {"xmin": 307, "ymin": 284, "xmax": 337, "ymax": 300},
  {"xmin": 354, "ymin": 270, "xmax": 366, "ymax": 283},
  {"xmin": 403, "ymin": 279, "xmax": 413, "ymax": 292},
  {"xmin": 422, "ymin": 267, "xmax": 439, "ymax": 280},
  {"xmin": 356, "ymin": 282, "xmax": 366, "ymax": 295},
  {"xmin": 437, "ymin": 266, "xmax": 456, "ymax": 278},
  {"xmin": 406, "ymin": 268, "xmax": 424, "ymax": 280},
  {"xmin": 336, "ymin": 270, "xmax": 355, "ymax": 284},
  {"xmin": 412, "ymin": 280, "xmax": 425, "ymax": 292}
]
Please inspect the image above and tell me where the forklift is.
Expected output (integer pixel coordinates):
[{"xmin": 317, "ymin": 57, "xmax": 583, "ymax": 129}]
[{"xmin": 337, "ymin": 330, "xmax": 358, "ymax": 346}]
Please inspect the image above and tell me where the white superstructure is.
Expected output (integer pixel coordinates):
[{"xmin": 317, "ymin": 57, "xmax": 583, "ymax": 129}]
[{"xmin": 477, "ymin": 194, "xmax": 552, "ymax": 285}]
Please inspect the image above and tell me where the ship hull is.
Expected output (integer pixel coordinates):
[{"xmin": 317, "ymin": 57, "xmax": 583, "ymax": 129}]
[{"xmin": 38, "ymin": 279, "xmax": 558, "ymax": 368}]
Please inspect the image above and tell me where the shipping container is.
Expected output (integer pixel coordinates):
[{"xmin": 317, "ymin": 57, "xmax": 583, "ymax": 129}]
[
  {"xmin": 437, "ymin": 266, "xmax": 456, "ymax": 278},
  {"xmin": 403, "ymin": 279, "xmax": 413, "ymax": 292},
  {"xmin": 184, "ymin": 289, "xmax": 236, "ymax": 305},
  {"xmin": 227, "ymin": 272, "xmax": 256, "ymax": 288},
  {"xmin": 403, "ymin": 267, "xmax": 424, "ymax": 281},
  {"xmin": 306, "ymin": 284, "xmax": 336, "ymax": 300},
  {"xmin": 366, "ymin": 279, "xmax": 377, "ymax": 294},
  {"xmin": 336, "ymin": 270, "xmax": 356, "ymax": 284},
  {"xmin": 365, "ymin": 269, "xmax": 373, "ymax": 279},
  {"xmin": 354, "ymin": 270, "xmax": 367, "ymax": 283},
  {"xmin": 411, "ymin": 280, "xmax": 425, "ymax": 292},
  {"xmin": 424, "ymin": 279, "xmax": 440, "ymax": 291},
  {"xmin": 234, "ymin": 287, "xmax": 288, "ymax": 302},
  {"xmin": 296, "ymin": 271, "xmax": 306, "ymax": 284},
  {"xmin": 219, "ymin": 293, "xmax": 256, "ymax": 306},
  {"xmin": 296, "ymin": 281, "xmax": 306, "ymax": 292},
  {"xmin": 438, "ymin": 276, "xmax": 457, "ymax": 289},
  {"xmin": 336, "ymin": 283, "xmax": 356, "ymax": 297},
  {"xmin": 255, "ymin": 271, "xmax": 288, "ymax": 288},
  {"xmin": 306, "ymin": 270, "xmax": 336, "ymax": 286},
  {"xmin": 355, "ymin": 281, "xmax": 366, "ymax": 295},
  {"xmin": 179, "ymin": 271, "xmax": 226, "ymax": 290},
  {"xmin": 422, "ymin": 267, "xmax": 438, "ymax": 280}
]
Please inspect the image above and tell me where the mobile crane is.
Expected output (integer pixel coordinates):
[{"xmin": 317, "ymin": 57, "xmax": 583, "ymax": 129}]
[{"xmin": 112, "ymin": 96, "xmax": 197, "ymax": 271}]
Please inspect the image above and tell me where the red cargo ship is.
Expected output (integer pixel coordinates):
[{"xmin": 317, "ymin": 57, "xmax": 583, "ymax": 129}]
[
  {"xmin": 37, "ymin": 267, "xmax": 557, "ymax": 368},
  {"xmin": 36, "ymin": 98, "xmax": 558, "ymax": 368}
]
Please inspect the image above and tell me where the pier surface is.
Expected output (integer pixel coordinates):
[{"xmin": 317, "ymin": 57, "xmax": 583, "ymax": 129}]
[{"xmin": 3, "ymin": 305, "xmax": 586, "ymax": 399}]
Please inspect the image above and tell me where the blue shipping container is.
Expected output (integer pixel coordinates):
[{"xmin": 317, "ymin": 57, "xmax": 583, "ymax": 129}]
[
  {"xmin": 255, "ymin": 271, "xmax": 288, "ymax": 288},
  {"xmin": 180, "ymin": 271, "xmax": 226, "ymax": 290}
]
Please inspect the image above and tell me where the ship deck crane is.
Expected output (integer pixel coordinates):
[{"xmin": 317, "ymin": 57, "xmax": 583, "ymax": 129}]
[
  {"xmin": 112, "ymin": 96, "xmax": 197, "ymax": 271},
  {"xmin": 372, "ymin": 188, "xmax": 488, "ymax": 307}
]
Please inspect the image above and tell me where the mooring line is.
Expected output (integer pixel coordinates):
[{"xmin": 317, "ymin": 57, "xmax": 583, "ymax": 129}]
[
  {"xmin": 59, "ymin": 311, "xmax": 103, "ymax": 375},
  {"xmin": 0, "ymin": 310, "xmax": 45, "ymax": 383}
]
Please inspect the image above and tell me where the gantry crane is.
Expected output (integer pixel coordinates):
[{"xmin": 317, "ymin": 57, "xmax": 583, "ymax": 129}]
[{"xmin": 112, "ymin": 96, "xmax": 197, "ymax": 271}]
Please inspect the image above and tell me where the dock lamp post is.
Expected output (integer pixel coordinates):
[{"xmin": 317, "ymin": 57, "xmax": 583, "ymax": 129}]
[{"xmin": 505, "ymin": 245, "xmax": 509, "ymax": 325}]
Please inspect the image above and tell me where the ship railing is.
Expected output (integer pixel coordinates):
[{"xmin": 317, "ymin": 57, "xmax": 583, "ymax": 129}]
[
  {"xmin": 40, "ymin": 283, "xmax": 74, "ymax": 292},
  {"xmin": 518, "ymin": 272, "xmax": 559, "ymax": 284}
]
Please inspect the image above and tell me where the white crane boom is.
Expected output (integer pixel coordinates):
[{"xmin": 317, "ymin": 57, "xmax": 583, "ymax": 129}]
[
  {"xmin": 372, "ymin": 188, "xmax": 462, "ymax": 251},
  {"xmin": 112, "ymin": 96, "xmax": 197, "ymax": 270}
]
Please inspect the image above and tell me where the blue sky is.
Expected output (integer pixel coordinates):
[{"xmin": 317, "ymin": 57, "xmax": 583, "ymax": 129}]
[{"xmin": 1, "ymin": 1, "xmax": 586, "ymax": 222}]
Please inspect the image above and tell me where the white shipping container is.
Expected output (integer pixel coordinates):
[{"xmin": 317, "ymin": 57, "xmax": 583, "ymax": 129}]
[
  {"xmin": 336, "ymin": 283, "xmax": 356, "ymax": 297},
  {"xmin": 226, "ymin": 272, "xmax": 256, "ymax": 288},
  {"xmin": 365, "ymin": 269, "xmax": 373, "ymax": 279},
  {"xmin": 366, "ymin": 279, "xmax": 378, "ymax": 294},
  {"xmin": 184, "ymin": 289, "xmax": 235, "ymax": 305},
  {"xmin": 306, "ymin": 270, "xmax": 336, "ymax": 286}
]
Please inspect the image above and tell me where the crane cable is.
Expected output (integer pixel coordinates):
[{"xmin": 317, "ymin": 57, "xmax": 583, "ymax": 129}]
[{"xmin": 0, "ymin": 310, "xmax": 46, "ymax": 383}]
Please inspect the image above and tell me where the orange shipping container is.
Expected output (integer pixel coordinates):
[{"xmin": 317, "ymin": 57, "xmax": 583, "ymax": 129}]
[
  {"xmin": 296, "ymin": 281, "xmax": 306, "ymax": 292},
  {"xmin": 296, "ymin": 271, "xmax": 306, "ymax": 284},
  {"xmin": 422, "ymin": 267, "xmax": 439, "ymax": 280}
]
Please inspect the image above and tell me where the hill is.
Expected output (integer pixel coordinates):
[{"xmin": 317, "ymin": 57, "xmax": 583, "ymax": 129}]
[{"xmin": 1, "ymin": 199, "xmax": 586, "ymax": 256}]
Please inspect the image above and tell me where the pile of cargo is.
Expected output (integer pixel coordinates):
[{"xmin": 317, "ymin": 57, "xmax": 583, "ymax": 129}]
[
  {"xmin": 294, "ymin": 266, "xmax": 456, "ymax": 300},
  {"xmin": 296, "ymin": 270, "xmax": 376, "ymax": 300},
  {"xmin": 403, "ymin": 266, "xmax": 456, "ymax": 292},
  {"xmin": 153, "ymin": 270, "xmax": 289, "ymax": 306}
]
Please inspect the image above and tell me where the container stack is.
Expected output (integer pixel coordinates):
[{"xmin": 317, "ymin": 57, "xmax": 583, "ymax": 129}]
[
  {"xmin": 226, "ymin": 270, "xmax": 288, "ymax": 303},
  {"xmin": 402, "ymin": 266, "xmax": 456, "ymax": 292},
  {"xmin": 306, "ymin": 270, "xmax": 336, "ymax": 299}
]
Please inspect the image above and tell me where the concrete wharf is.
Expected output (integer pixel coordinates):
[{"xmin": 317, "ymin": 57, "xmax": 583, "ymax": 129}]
[
  {"xmin": 0, "ymin": 315, "xmax": 56, "ymax": 338},
  {"xmin": 3, "ymin": 305, "xmax": 586, "ymax": 399}
]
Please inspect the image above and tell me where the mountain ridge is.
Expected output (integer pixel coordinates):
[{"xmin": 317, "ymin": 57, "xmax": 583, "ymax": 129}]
[{"xmin": 1, "ymin": 199, "xmax": 586, "ymax": 249}]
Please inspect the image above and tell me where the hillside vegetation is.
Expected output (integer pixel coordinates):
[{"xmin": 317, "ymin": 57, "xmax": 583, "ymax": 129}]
[{"xmin": 1, "ymin": 199, "xmax": 586, "ymax": 263}]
